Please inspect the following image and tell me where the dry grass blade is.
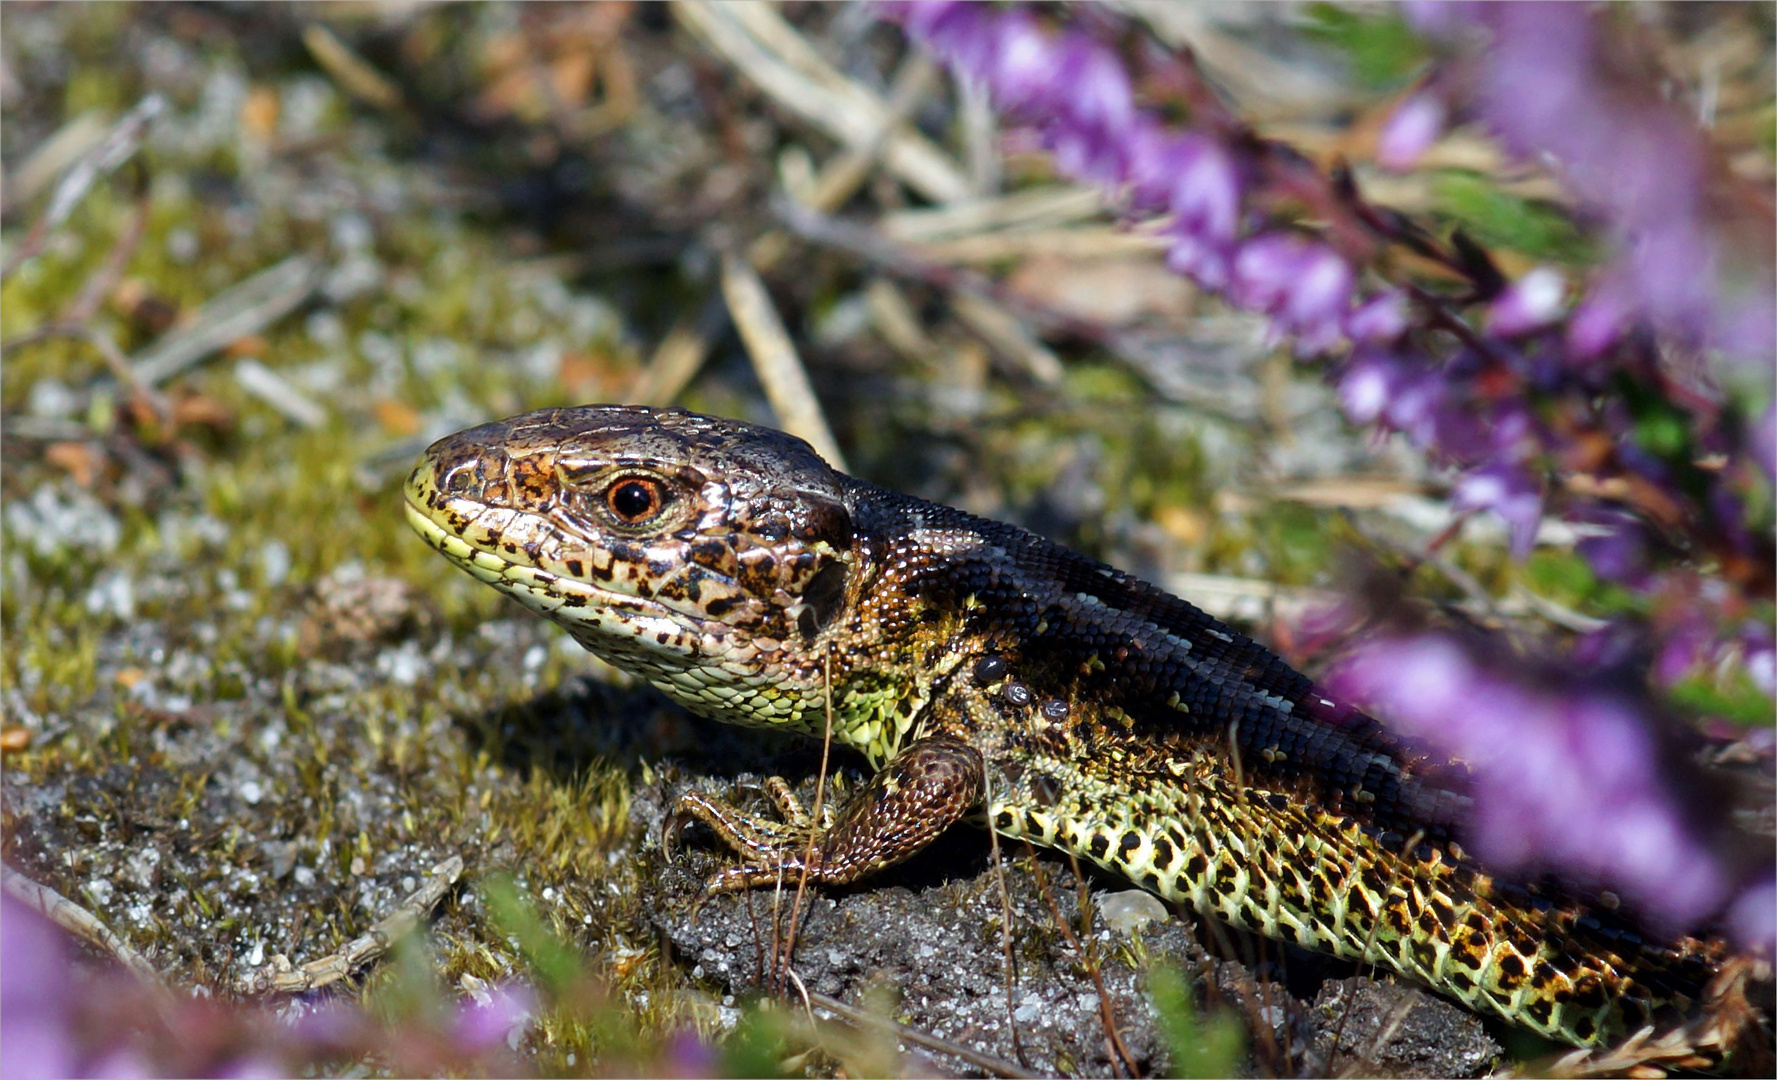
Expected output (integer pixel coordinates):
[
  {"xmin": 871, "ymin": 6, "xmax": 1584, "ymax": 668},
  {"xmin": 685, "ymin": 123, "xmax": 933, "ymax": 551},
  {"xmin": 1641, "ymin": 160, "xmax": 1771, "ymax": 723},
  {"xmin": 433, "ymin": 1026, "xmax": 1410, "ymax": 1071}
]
[
  {"xmin": 776, "ymin": 648, "xmax": 838, "ymax": 1000},
  {"xmin": 3, "ymin": 111, "xmax": 109, "ymax": 214},
  {"xmin": 301, "ymin": 23, "xmax": 405, "ymax": 111},
  {"xmin": 805, "ymin": 990, "xmax": 1041, "ymax": 1079},
  {"xmin": 748, "ymin": 51, "xmax": 943, "ymax": 271},
  {"xmin": 630, "ymin": 307, "xmax": 715, "ymax": 407},
  {"xmin": 672, "ymin": 1, "xmax": 971, "ymax": 203},
  {"xmin": 719, "ymin": 251, "xmax": 847, "ymax": 470},
  {"xmin": 242, "ymin": 854, "xmax": 465, "ymax": 994},
  {"xmin": 131, "ymin": 255, "xmax": 321, "ymax": 387},
  {"xmin": 235, "ymin": 358, "xmax": 329, "ymax": 429},
  {"xmin": 1, "ymin": 93, "xmax": 163, "ymax": 282},
  {"xmin": 950, "ymin": 290, "xmax": 1065, "ymax": 386},
  {"xmin": 880, "ymin": 186, "xmax": 1108, "ymax": 245}
]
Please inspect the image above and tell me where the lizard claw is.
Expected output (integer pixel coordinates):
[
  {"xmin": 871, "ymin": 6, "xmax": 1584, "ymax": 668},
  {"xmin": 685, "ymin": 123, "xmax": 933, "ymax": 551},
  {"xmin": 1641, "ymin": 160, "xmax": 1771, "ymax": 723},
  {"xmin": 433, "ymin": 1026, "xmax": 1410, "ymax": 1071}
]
[{"xmin": 661, "ymin": 800, "xmax": 700, "ymax": 859}]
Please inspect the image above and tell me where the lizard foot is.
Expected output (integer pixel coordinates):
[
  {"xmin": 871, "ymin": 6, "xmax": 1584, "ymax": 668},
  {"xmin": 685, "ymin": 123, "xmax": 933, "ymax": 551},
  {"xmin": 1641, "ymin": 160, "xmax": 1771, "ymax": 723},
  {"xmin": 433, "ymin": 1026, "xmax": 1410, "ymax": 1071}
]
[{"xmin": 663, "ymin": 735, "xmax": 986, "ymax": 894}]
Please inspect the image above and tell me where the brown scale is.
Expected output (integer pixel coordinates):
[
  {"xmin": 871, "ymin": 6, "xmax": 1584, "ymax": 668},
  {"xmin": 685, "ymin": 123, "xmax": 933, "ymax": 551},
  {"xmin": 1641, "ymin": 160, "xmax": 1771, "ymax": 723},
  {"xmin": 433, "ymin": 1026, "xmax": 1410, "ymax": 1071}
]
[{"xmin": 405, "ymin": 405, "xmax": 1762, "ymax": 1060}]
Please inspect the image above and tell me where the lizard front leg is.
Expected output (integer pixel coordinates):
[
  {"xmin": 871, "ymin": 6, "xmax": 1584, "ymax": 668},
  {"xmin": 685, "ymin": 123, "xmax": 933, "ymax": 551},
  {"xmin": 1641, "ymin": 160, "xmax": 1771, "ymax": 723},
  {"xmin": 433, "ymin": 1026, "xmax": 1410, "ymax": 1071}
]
[{"xmin": 665, "ymin": 735, "xmax": 985, "ymax": 892}]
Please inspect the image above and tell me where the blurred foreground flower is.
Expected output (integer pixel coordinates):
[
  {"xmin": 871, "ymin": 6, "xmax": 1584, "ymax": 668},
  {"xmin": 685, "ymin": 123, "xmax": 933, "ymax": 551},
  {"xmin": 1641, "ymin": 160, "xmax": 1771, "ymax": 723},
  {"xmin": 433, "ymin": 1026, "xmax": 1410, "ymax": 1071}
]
[
  {"xmin": 1332, "ymin": 634, "xmax": 1773, "ymax": 950},
  {"xmin": 888, "ymin": 0, "xmax": 1771, "ymax": 692},
  {"xmin": 1403, "ymin": 2, "xmax": 1776, "ymax": 363},
  {"xmin": 887, "ymin": 0, "xmax": 1773, "ymax": 950},
  {"xmin": 3, "ymin": 891, "xmax": 81, "ymax": 1078},
  {"xmin": 0, "ymin": 887, "xmax": 552, "ymax": 1078}
]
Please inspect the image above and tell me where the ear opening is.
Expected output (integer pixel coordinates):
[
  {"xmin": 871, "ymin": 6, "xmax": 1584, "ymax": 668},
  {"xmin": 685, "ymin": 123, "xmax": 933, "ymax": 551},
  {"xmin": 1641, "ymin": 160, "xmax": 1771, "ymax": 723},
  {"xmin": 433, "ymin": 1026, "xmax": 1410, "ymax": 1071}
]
[{"xmin": 796, "ymin": 559, "xmax": 849, "ymax": 640}]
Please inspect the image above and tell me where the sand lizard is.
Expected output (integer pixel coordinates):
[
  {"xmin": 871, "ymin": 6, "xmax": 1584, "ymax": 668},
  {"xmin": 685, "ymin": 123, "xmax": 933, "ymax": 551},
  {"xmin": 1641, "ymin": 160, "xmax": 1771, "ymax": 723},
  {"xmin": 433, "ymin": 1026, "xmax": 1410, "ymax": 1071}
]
[{"xmin": 405, "ymin": 404, "xmax": 1746, "ymax": 1053}]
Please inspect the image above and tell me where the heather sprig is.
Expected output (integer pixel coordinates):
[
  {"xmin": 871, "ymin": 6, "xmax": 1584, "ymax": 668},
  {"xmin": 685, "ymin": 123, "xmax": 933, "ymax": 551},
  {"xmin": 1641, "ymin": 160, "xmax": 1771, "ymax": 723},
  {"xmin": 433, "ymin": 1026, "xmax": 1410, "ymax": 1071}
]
[
  {"xmin": 1396, "ymin": 2, "xmax": 1776, "ymax": 366},
  {"xmin": 885, "ymin": 0, "xmax": 1772, "ymax": 684},
  {"xmin": 884, "ymin": 0, "xmax": 1773, "ymax": 946},
  {"xmin": 1331, "ymin": 630, "xmax": 1771, "ymax": 947}
]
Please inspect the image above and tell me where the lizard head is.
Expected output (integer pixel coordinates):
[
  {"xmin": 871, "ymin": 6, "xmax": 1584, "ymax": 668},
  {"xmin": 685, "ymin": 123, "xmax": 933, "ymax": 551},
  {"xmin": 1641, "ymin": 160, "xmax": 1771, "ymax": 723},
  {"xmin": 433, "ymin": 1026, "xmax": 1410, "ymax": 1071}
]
[{"xmin": 404, "ymin": 405, "xmax": 855, "ymax": 713}]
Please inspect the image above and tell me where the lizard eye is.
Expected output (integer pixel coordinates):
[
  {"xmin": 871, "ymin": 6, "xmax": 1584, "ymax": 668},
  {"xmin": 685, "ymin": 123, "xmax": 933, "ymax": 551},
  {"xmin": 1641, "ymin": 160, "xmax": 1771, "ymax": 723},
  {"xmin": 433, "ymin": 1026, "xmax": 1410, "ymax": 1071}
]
[{"xmin": 604, "ymin": 475, "xmax": 667, "ymax": 525}]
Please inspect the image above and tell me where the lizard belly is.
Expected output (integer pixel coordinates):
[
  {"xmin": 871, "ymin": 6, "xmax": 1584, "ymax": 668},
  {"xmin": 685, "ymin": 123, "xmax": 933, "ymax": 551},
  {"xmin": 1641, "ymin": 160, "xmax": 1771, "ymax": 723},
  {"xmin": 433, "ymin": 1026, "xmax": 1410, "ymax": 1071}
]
[{"xmin": 983, "ymin": 746, "xmax": 1686, "ymax": 1046}]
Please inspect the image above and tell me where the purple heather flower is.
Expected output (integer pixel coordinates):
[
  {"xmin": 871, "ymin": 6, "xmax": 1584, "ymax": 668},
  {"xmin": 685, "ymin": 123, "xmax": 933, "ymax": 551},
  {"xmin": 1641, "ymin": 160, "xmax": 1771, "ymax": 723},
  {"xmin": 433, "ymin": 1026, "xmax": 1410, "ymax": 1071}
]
[
  {"xmin": 1345, "ymin": 289, "xmax": 1409, "ymax": 344},
  {"xmin": 661, "ymin": 1030, "xmax": 721, "ymax": 1077},
  {"xmin": 985, "ymin": 11, "xmax": 1058, "ymax": 114},
  {"xmin": 1337, "ymin": 351, "xmax": 1398, "ymax": 424},
  {"xmin": 1487, "ymin": 267, "xmax": 1565, "ymax": 336},
  {"xmin": 1378, "ymin": 93, "xmax": 1445, "ymax": 172},
  {"xmin": 1565, "ymin": 283, "xmax": 1627, "ymax": 360},
  {"xmin": 1453, "ymin": 462, "xmax": 1543, "ymax": 558},
  {"xmin": 1045, "ymin": 33, "xmax": 1136, "ymax": 184},
  {"xmin": 451, "ymin": 982, "xmax": 535, "ymax": 1056},
  {"xmin": 1332, "ymin": 633, "xmax": 1732, "ymax": 933},
  {"xmin": 1574, "ymin": 513, "xmax": 1650, "ymax": 587},
  {"xmin": 1410, "ymin": 2, "xmax": 1773, "ymax": 365},
  {"xmin": 2, "ymin": 892, "xmax": 79, "ymax": 1080},
  {"xmin": 1728, "ymin": 877, "xmax": 1776, "ymax": 953},
  {"xmin": 1401, "ymin": 1, "xmax": 1488, "ymax": 37},
  {"xmin": 1231, "ymin": 233, "xmax": 1353, "ymax": 355}
]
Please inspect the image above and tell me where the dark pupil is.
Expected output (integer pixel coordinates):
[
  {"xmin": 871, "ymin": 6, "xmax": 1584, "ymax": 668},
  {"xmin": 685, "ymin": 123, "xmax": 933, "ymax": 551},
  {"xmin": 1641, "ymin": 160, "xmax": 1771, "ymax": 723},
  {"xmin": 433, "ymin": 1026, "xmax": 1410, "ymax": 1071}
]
[{"xmin": 610, "ymin": 481, "xmax": 656, "ymax": 520}]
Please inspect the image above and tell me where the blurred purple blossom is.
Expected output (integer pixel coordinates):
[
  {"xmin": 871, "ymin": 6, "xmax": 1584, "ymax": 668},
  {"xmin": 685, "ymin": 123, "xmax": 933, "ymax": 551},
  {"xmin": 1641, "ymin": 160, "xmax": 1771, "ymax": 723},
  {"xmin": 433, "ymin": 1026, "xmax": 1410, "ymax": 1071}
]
[
  {"xmin": 451, "ymin": 981, "xmax": 535, "ymax": 1056},
  {"xmin": 0, "ymin": 887, "xmax": 555, "ymax": 1079},
  {"xmin": 1453, "ymin": 463, "xmax": 1544, "ymax": 558},
  {"xmin": 1231, "ymin": 234, "xmax": 1354, "ymax": 355},
  {"xmin": 890, "ymin": 1, "xmax": 1771, "ymax": 709},
  {"xmin": 1331, "ymin": 634, "xmax": 1770, "ymax": 946},
  {"xmin": 1377, "ymin": 92, "xmax": 1445, "ymax": 172},
  {"xmin": 1408, "ymin": 2, "xmax": 1777, "ymax": 365},
  {"xmin": 1487, "ymin": 267, "xmax": 1565, "ymax": 337},
  {"xmin": 662, "ymin": 1030, "xmax": 722, "ymax": 1077},
  {"xmin": 3, "ymin": 892, "xmax": 79, "ymax": 1079},
  {"xmin": 1728, "ymin": 879, "xmax": 1776, "ymax": 958},
  {"xmin": 1344, "ymin": 289, "xmax": 1409, "ymax": 344}
]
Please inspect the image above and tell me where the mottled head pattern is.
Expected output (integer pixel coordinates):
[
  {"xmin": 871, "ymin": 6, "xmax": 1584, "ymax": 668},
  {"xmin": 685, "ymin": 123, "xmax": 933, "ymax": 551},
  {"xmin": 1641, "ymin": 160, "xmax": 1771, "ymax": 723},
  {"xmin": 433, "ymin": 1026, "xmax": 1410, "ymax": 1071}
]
[{"xmin": 405, "ymin": 406, "xmax": 854, "ymax": 727}]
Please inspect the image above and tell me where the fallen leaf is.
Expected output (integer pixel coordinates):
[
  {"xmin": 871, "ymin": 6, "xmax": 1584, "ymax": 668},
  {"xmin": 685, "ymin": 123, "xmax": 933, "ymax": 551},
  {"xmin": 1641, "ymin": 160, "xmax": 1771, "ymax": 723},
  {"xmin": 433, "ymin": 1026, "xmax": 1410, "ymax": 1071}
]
[
  {"xmin": 373, "ymin": 398, "xmax": 421, "ymax": 436},
  {"xmin": 44, "ymin": 440, "xmax": 103, "ymax": 487}
]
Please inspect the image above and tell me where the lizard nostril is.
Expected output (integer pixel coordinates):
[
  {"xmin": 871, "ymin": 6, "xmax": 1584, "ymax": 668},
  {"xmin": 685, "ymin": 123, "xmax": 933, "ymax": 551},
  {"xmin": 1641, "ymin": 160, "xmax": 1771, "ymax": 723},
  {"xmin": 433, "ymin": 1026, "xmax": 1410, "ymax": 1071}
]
[{"xmin": 441, "ymin": 462, "xmax": 478, "ymax": 494}]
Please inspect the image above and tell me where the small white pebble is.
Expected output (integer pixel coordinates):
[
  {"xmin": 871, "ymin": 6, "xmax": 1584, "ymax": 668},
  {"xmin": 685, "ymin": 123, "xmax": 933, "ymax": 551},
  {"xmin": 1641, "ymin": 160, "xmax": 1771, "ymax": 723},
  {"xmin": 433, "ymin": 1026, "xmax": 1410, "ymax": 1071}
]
[{"xmin": 1099, "ymin": 889, "xmax": 1168, "ymax": 935}]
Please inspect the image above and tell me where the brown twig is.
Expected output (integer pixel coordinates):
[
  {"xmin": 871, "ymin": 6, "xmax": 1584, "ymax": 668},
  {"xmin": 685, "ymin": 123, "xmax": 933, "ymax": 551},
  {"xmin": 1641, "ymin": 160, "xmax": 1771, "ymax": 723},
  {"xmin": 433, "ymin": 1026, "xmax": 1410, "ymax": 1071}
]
[
  {"xmin": 719, "ymin": 250, "xmax": 848, "ymax": 470},
  {"xmin": 240, "ymin": 854, "xmax": 465, "ymax": 994},
  {"xmin": 2, "ymin": 864, "xmax": 168, "ymax": 993}
]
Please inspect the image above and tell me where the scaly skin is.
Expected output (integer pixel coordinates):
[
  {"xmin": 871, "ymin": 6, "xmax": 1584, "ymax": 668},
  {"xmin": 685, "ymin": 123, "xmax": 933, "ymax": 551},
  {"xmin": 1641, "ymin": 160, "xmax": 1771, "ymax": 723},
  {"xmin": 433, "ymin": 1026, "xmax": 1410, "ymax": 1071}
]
[{"xmin": 405, "ymin": 404, "xmax": 1734, "ymax": 1050}]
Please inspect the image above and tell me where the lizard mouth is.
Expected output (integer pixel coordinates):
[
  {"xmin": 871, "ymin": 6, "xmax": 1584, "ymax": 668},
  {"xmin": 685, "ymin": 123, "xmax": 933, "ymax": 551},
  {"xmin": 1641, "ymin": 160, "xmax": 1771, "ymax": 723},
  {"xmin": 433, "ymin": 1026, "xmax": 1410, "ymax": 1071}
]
[{"xmin": 401, "ymin": 490, "xmax": 707, "ymax": 656}]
